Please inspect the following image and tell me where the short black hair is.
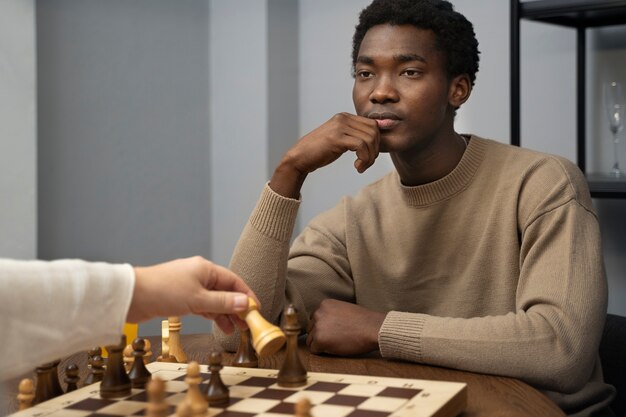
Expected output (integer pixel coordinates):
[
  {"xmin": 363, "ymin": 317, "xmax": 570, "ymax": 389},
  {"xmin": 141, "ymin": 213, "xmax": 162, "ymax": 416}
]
[{"xmin": 352, "ymin": 0, "xmax": 480, "ymax": 87}]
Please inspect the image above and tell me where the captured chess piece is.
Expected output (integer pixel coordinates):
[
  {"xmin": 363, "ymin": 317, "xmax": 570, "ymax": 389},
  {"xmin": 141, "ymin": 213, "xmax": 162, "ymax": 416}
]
[
  {"xmin": 184, "ymin": 361, "xmax": 208, "ymax": 416},
  {"xmin": 277, "ymin": 305, "xmax": 307, "ymax": 387},
  {"xmin": 128, "ymin": 337, "xmax": 152, "ymax": 389},
  {"xmin": 34, "ymin": 359, "xmax": 64, "ymax": 404},
  {"xmin": 157, "ymin": 319, "xmax": 177, "ymax": 363},
  {"xmin": 232, "ymin": 328, "xmax": 258, "ymax": 368},
  {"xmin": 64, "ymin": 364, "xmax": 80, "ymax": 392},
  {"xmin": 238, "ymin": 297, "xmax": 286, "ymax": 356},
  {"xmin": 146, "ymin": 377, "xmax": 169, "ymax": 417},
  {"xmin": 167, "ymin": 316, "xmax": 188, "ymax": 363},
  {"xmin": 17, "ymin": 378, "xmax": 34, "ymax": 411},
  {"xmin": 100, "ymin": 335, "xmax": 132, "ymax": 398},
  {"xmin": 205, "ymin": 352, "xmax": 229, "ymax": 406}
]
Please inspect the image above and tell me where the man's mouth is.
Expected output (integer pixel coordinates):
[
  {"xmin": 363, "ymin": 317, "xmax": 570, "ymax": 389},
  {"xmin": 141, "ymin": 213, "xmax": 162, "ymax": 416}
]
[{"xmin": 368, "ymin": 111, "xmax": 401, "ymax": 130}]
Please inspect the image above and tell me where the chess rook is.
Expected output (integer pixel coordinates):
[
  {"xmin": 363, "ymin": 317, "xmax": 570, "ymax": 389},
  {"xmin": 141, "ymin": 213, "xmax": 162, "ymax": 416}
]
[
  {"xmin": 277, "ymin": 305, "xmax": 307, "ymax": 387},
  {"xmin": 100, "ymin": 335, "xmax": 132, "ymax": 398},
  {"xmin": 34, "ymin": 359, "xmax": 64, "ymax": 404},
  {"xmin": 232, "ymin": 328, "xmax": 258, "ymax": 368},
  {"xmin": 167, "ymin": 316, "xmax": 188, "ymax": 363},
  {"xmin": 237, "ymin": 297, "xmax": 286, "ymax": 357}
]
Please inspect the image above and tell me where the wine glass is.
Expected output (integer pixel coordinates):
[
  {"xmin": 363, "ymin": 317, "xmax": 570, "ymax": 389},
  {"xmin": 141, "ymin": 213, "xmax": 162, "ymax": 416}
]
[{"xmin": 603, "ymin": 81, "xmax": 625, "ymax": 177}]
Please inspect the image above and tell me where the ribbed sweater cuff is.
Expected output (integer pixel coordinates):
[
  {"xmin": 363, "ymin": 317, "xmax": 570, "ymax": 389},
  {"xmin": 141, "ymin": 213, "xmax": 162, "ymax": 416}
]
[
  {"xmin": 249, "ymin": 183, "xmax": 301, "ymax": 241},
  {"xmin": 379, "ymin": 311, "xmax": 427, "ymax": 362}
]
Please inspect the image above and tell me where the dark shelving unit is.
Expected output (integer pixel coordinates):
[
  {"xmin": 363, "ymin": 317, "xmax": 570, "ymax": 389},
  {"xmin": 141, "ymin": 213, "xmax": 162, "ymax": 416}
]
[{"xmin": 510, "ymin": 0, "xmax": 626, "ymax": 198}]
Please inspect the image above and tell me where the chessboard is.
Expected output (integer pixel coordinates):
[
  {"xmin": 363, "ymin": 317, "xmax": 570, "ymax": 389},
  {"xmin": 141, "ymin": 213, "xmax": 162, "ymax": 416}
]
[{"xmin": 8, "ymin": 361, "xmax": 467, "ymax": 417}]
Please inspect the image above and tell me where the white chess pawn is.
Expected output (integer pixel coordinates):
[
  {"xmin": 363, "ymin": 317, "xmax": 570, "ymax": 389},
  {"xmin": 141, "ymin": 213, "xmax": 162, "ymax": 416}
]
[
  {"xmin": 17, "ymin": 378, "xmax": 34, "ymax": 411},
  {"xmin": 184, "ymin": 361, "xmax": 208, "ymax": 416}
]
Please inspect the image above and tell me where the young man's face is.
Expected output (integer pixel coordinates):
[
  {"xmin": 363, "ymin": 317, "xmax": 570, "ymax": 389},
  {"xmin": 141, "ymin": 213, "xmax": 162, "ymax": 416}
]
[{"xmin": 352, "ymin": 24, "xmax": 453, "ymax": 153}]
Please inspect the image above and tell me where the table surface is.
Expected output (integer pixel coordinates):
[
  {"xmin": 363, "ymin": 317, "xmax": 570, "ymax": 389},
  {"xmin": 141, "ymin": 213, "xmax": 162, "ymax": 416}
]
[{"xmin": 2, "ymin": 333, "xmax": 566, "ymax": 417}]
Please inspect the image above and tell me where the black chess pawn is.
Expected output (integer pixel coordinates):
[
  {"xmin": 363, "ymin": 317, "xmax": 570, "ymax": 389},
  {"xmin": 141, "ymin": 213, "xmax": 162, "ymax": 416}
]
[
  {"xmin": 204, "ymin": 352, "xmax": 229, "ymax": 406},
  {"xmin": 64, "ymin": 363, "xmax": 80, "ymax": 392},
  {"xmin": 84, "ymin": 354, "xmax": 105, "ymax": 386},
  {"xmin": 128, "ymin": 337, "xmax": 152, "ymax": 389},
  {"xmin": 277, "ymin": 305, "xmax": 307, "ymax": 387},
  {"xmin": 100, "ymin": 335, "xmax": 132, "ymax": 398},
  {"xmin": 34, "ymin": 359, "xmax": 64, "ymax": 404},
  {"xmin": 232, "ymin": 329, "xmax": 258, "ymax": 368},
  {"xmin": 84, "ymin": 347, "xmax": 103, "ymax": 385}
]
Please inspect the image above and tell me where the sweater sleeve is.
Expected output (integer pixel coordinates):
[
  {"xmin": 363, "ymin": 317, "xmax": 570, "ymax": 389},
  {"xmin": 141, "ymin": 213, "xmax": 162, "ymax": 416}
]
[
  {"xmin": 379, "ymin": 164, "xmax": 608, "ymax": 395},
  {"xmin": 214, "ymin": 183, "xmax": 355, "ymax": 352},
  {"xmin": 0, "ymin": 258, "xmax": 134, "ymax": 380}
]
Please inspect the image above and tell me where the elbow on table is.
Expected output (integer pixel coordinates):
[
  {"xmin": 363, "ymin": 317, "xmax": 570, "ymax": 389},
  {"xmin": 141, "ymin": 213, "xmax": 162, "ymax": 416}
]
[{"xmin": 529, "ymin": 345, "xmax": 596, "ymax": 394}]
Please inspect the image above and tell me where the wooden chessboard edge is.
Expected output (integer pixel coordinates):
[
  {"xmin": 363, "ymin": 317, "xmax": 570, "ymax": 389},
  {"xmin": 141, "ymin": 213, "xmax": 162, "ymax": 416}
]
[{"xmin": 432, "ymin": 384, "xmax": 467, "ymax": 417}]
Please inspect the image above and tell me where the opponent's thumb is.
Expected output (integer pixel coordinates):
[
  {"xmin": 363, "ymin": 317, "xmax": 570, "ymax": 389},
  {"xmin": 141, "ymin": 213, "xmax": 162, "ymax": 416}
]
[{"xmin": 200, "ymin": 291, "xmax": 249, "ymax": 314}]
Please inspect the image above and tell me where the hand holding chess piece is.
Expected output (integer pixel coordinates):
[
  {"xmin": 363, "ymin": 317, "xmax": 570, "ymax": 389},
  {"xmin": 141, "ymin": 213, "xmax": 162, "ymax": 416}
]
[{"xmin": 238, "ymin": 297, "xmax": 285, "ymax": 356}]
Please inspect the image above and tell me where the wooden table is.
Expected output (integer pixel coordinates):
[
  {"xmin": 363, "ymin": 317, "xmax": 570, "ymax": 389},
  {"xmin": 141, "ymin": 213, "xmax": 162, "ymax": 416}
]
[{"xmin": 1, "ymin": 333, "xmax": 566, "ymax": 417}]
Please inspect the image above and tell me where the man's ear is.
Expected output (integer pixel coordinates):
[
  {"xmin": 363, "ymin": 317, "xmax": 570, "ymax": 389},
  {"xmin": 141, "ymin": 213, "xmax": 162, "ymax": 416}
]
[{"xmin": 448, "ymin": 74, "xmax": 472, "ymax": 108}]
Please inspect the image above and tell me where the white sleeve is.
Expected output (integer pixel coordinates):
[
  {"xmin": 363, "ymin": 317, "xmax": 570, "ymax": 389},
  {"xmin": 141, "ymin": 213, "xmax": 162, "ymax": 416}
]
[{"xmin": 0, "ymin": 258, "xmax": 135, "ymax": 380}]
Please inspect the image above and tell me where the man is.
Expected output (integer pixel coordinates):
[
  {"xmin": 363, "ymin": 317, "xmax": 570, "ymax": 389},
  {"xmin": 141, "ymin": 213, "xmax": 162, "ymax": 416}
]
[{"xmin": 216, "ymin": 0, "xmax": 612, "ymax": 415}]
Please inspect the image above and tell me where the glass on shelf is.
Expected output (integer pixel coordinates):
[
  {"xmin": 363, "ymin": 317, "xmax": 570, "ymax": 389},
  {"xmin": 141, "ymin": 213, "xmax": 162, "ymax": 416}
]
[{"xmin": 603, "ymin": 81, "xmax": 625, "ymax": 177}]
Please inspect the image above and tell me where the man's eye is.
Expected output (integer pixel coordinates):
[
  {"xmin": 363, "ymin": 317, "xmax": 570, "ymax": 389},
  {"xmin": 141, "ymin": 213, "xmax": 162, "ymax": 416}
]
[
  {"xmin": 402, "ymin": 69, "xmax": 421, "ymax": 77},
  {"xmin": 357, "ymin": 70, "xmax": 373, "ymax": 78}
]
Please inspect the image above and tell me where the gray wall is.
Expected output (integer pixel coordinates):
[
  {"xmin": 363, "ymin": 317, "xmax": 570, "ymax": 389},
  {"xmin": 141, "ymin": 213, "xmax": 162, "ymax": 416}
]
[
  {"xmin": 0, "ymin": 0, "xmax": 36, "ymax": 259},
  {"xmin": 2, "ymin": 0, "xmax": 622, "ymax": 337},
  {"xmin": 37, "ymin": 0, "xmax": 213, "ymax": 334}
]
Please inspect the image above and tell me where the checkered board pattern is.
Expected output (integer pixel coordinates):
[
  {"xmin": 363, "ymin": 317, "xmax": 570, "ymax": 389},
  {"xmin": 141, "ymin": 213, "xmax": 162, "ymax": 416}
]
[{"xmin": 10, "ymin": 362, "xmax": 466, "ymax": 417}]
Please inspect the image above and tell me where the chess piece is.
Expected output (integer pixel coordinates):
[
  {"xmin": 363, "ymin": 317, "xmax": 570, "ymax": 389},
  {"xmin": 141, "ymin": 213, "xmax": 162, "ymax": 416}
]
[
  {"xmin": 64, "ymin": 363, "xmax": 80, "ymax": 392},
  {"xmin": 204, "ymin": 352, "xmax": 229, "ymax": 406},
  {"xmin": 143, "ymin": 338, "xmax": 153, "ymax": 363},
  {"xmin": 277, "ymin": 305, "xmax": 307, "ymax": 387},
  {"xmin": 146, "ymin": 377, "xmax": 169, "ymax": 417},
  {"xmin": 17, "ymin": 378, "xmax": 34, "ymax": 411},
  {"xmin": 85, "ymin": 347, "xmax": 104, "ymax": 385},
  {"xmin": 184, "ymin": 361, "xmax": 208, "ymax": 416},
  {"xmin": 129, "ymin": 337, "xmax": 152, "ymax": 388},
  {"xmin": 123, "ymin": 343, "xmax": 134, "ymax": 372},
  {"xmin": 167, "ymin": 316, "xmax": 188, "ymax": 363},
  {"xmin": 100, "ymin": 335, "xmax": 132, "ymax": 398},
  {"xmin": 238, "ymin": 297, "xmax": 286, "ymax": 356},
  {"xmin": 157, "ymin": 319, "xmax": 177, "ymax": 363},
  {"xmin": 85, "ymin": 354, "xmax": 105, "ymax": 385},
  {"xmin": 34, "ymin": 359, "xmax": 64, "ymax": 403},
  {"xmin": 232, "ymin": 329, "xmax": 258, "ymax": 368},
  {"xmin": 294, "ymin": 397, "xmax": 312, "ymax": 417},
  {"xmin": 176, "ymin": 400, "xmax": 192, "ymax": 417}
]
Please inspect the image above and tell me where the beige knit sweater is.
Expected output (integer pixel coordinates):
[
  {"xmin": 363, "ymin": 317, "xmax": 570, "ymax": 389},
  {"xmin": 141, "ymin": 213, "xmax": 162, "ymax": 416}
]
[{"xmin": 215, "ymin": 136, "xmax": 614, "ymax": 416}]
